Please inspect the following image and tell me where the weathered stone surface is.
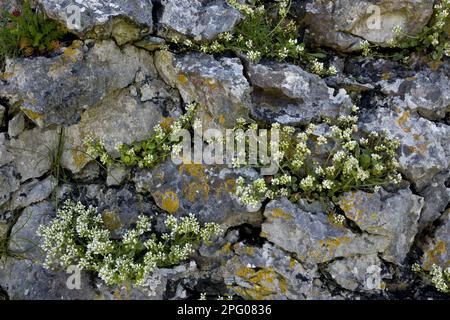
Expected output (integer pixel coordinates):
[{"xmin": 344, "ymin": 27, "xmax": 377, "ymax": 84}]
[
  {"xmin": 0, "ymin": 202, "xmax": 99, "ymax": 299},
  {"xmin": 339, "ymin": 188, "xmax": 423, "ymax": 264},
  {"xmin": 303, "ymin": 0, "xmax": 434, "ymax": 52},
  {"xmin": 262, "ymin": 198, "xmax": 389, "ymax": 265},
  {"xmin": 8, "ymin": 177, "xmax": 57, "ymax": 211},
  {"xmin": 327, "ymin": 255, "xmax": 386, "ymax": 292},
  {"xmin": 8, "ymin": 128, "xmax": 58, "ymax": 182},
  {"xmin": 111, "ymin": 18, "xmax": 149, "ymax": 46},
  {"xmin": 0, "ymin": 166, "xmax": 20, "ymax": 207},
  {"xmin": 73, "ymin": 162, "xmax": 100, "ymax": 182},
  {"xmin": 81, "ymin": 184, "xmax": 156, "ymax": 238},
  {"xmin": 7, "ymin": 113, "xmax": 25, "ymax": 138},
  {"xmin": 0, "ymin": 133, "xmax": 13, "ymax": 167},
  {"xmin": 1, "ymin": 40, "xmax": 156, "ymax": 127},
  {"xmin": 383, "ymin": 70, "xmax": 450, "ymax": 121},
  {"xmin": 65, "ymin": 90, "xmax": 163, "ymax": 159},
  {"xmin": 360, "ymin": 103, "xmax": 450, "ymax": 190},
  {"xmin": 134, "ymin": 36, "xmax": 166, "ymax": 52},
  {"xmin": 106, "ymin": 164, "xmax": 130, "ymax": 187},
  {"xmin": 133, "ymin": 161, "xmax": 261, "ymax": 229},
  {"xmin": 418, "ymin": 171, "xmax": 450, "ymax": 230},
  {"xmin": 421, "ymin": 210, "xmax": 450, "ymax": 270},
  {"xmin": 37, "ymin": 0, "xmax": 153, "ymax": 36},
  {"xmin": 155, "ymin": 51, "xmax": 252, "ymax": 128},
  {"xmin": 157, "ymin": 0, "xmax": 241, "ymax": 42},
  {"xmin": 248, "ymin": 62, "xmax": 353, "ymax": 125},
  {"xmin": 223, "ymin": 242, "xmax": 336, "ymax": 300},
  {"xmin": 0, "ymin": 105, "xmax": 5, "ymax": 126}
]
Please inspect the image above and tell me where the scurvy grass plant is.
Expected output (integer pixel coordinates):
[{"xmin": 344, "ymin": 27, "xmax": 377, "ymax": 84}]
[
  {"xmin": 38, "ymin": 200, "xmax": 222, "ymax": 287},
  {"xmin": 361, "ymin": 0, "xmax": 450, "ymax": 61},
  {"xmin": 85, "ymin": 102, "xmax": 197, "ymax": 169},
  {"xmin": 234, "ymin": 107, "xmax": 402, "ymax": 207},
  {"xmin": 164, "ymin": 0, "xmax": 336, "ymax": 76},
  {"xmin": 0, "ymin": 0, "xmax": 66, "ymax": 58},
  {"xmin": 412, "ymin": 263, "xmax": 450, "ymax": 294}
]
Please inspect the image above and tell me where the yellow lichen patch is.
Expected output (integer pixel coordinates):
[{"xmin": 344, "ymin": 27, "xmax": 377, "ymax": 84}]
[
  {"xmin": 245, "ymin": 247, "xmax": 255, "ymax": 256},
  {"xmin": 260, "ymin": 230, "xmax": 268, "ymax": 238},
  {"xmin": 416, "ymin": 143, "xmax": 428, "ymax": 155},
  {"xmin": 0, "ymin": 72, "xmax": 14, "ymax": 80},
  {"xmin": 158, "ymin": 191, "xmax": 180, "ymax": 214},
  {"xmin": 234, "ymin": 267, "xmax": 288, "ymax": 299},
  {"xmin": 102, "ymin": 210, "xmax": 122, "ymax": 232},
  {"xmin": 204, "ymin": 78, "xmax": 218, "ymax": 90},
  {"xmin": 177, "ymin": 73, "xmax": 189, "ymax": 84},
  {"xmin": 221, "ymin": 242, "xmax": 232, "ymax": 254},
  {"xmin": 423, "ymin": 241, "xmax": 448, "ymax": 270},
  {"xmin": 289, "ymin": 258, "xmax": 297, "ymax": 269},
  {"xmin": 339, "ymin": 192, "xmax": 357, "ymax": 213},
  {"xmin": 396, "ymin": 111, "xmax": 411, "ymax": 133},
  {"xmin": 62, "ymin": 47, "xmax": 80, "ymax": 63},
  {"xmin": 224, "ymin": 178, "xmax": 236, "ymax": 194},
  {"xmin": 218, "ymin": 115, "xmax": 226, "ymax": 125},
  {"xmin": 317, "ymin": 236, "xmax": 352, "ymax": 261},
  {"xmin": 72, "ymin": 149, "xmax": 89, "ymax": 169},
  {"xmin": 381, "ymin": 72, "xmax": 391, "ymax": 81},
  {"xmin": 180, "ymin": 163, "xmax": 206, "ymax": 179},
  {"xmin": 160, "ymin": 117, "xmax": 174, "ymax": 131},
  {"xmin": 182, "ymin": 181, "xmax": 210, "ymax": 203},
  {"xmin": 21, "ymin": 107, "xmax": 44, "ymax": 121},
  {"xmin": 269, "ymin": 208, "xmax": 293, "ymax": 220}
]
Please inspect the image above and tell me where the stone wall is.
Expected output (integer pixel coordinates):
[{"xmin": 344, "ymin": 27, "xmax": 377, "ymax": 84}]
[{"xmin": 0, "ymin": 0, "xmax": 449, "ymax": 300}]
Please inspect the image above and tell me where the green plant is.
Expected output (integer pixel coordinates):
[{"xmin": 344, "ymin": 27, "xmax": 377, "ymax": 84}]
[
  {"xmin": 0, "ymin": 0, "xmax": 66, "ymax": 58},
  {"xmin": 234, "ymin": 107, "xmax": 402, "ymax": 207},
  {"xmin": 361, "ymin": 0, "xmax": 450, "ymax": 61},
  {"xmin": 85, "ymin": 102, "xmax": 197, "ymax": 169},
  {"xmin": 37, "ymin": 200, "xmax": 222, "ymax": 287},
  {"xmin": 412, "ymin": 263, "xmax": 450, "ymax": 294},
  {"xmin": 164, "ymin": 0, "xmax": 335, "ymax": 76}
]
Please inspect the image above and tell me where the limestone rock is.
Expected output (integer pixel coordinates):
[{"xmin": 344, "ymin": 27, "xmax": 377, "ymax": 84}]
[
  {"xmin": 0, "ymin": 133, "xmax": 13, "ymax": 167},
  {"xmin": 360, "ymin": 103, "xmax": 450, "ymax": 190},
  {"xmin": 327, "ymin": 255, "xmax": 386, "ymax": 292},
  {"xmin": 133, "ymin": 161, "xmax": 261, "ymax": 229},
  {"xmin": 155, "ymin": 51, "xmax": 252, "ymax": 128},
  {"xmin": 1, "ymin": 41, "xmax": 156, "ymax": 127},
  {"xmin": 157, "ymin": 0, "xmax": 241, "ymax": 42},
  {"xmin": 393, "ymin": 70, "xmax": 450, "ymax": 121},
  {"xmin": 339, "ymin": 188, "xmax": 423, "ymax": 264},
  {"xmin": 7, "ymin": 113, "xmax": 25, "ymax": 138},
  {"xmin": 0, "ymin": 105, "xmax": 5, "ymax": 126},
  {"xmin": 8, "ymin": 128, "xmax": 58, "ymax": 182},
  {"xmin": 421, "ymin": 210, "xmax": 450, "ymax": 270},
  {"xmin": 418, "ymin": 171, "xmax": 450, "ymax": 231},
  {"xmin": 303, "ymin": 0, "xmax": 434, "ymax": 52},
  {"xmin": 37, "ymin": 0, "xmax": 153, "ymax": 37},
  {"xmin": 223, "ymin": 242, "xmax": 335, "ymax": 300},
  {"xmin": 0, "ymin": 166, "xmax": 20, "ymax": 207},
  {"xmin": 262, "ymin": 198, "xmax": 389, "ymax": 265},
  {"xmin": 0, "ymin": 202, "xmax": 99, "ymax": 299},
  {"xmin": 248, "ymin": 62, "xmax": 353, "ymax": 125},
  {"xmin": 106, "ymin": 164, "xmax": 130, "ymax": 187},
  {"xmin": 8, "ymin": 176, "xmax": 57, "ymax": 211}
]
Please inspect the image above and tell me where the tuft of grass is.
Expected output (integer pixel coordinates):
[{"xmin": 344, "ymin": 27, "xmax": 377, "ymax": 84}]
[{"xmin": 0, "ymin": 0, "xmax": 67, "ymax": 59}]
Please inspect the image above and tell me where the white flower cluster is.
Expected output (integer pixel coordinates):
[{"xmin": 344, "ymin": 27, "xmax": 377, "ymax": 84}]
[
  {"xmin": 235, "ymin": 109, "xmax": 402, "ymax": 206},
  {"xmin": 38, "ymin": 200, "xmax": 221, "ymax": 288},
  {"xmin": 413, "ymin": 262, "xmax": 450, "ymax": 294}
]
